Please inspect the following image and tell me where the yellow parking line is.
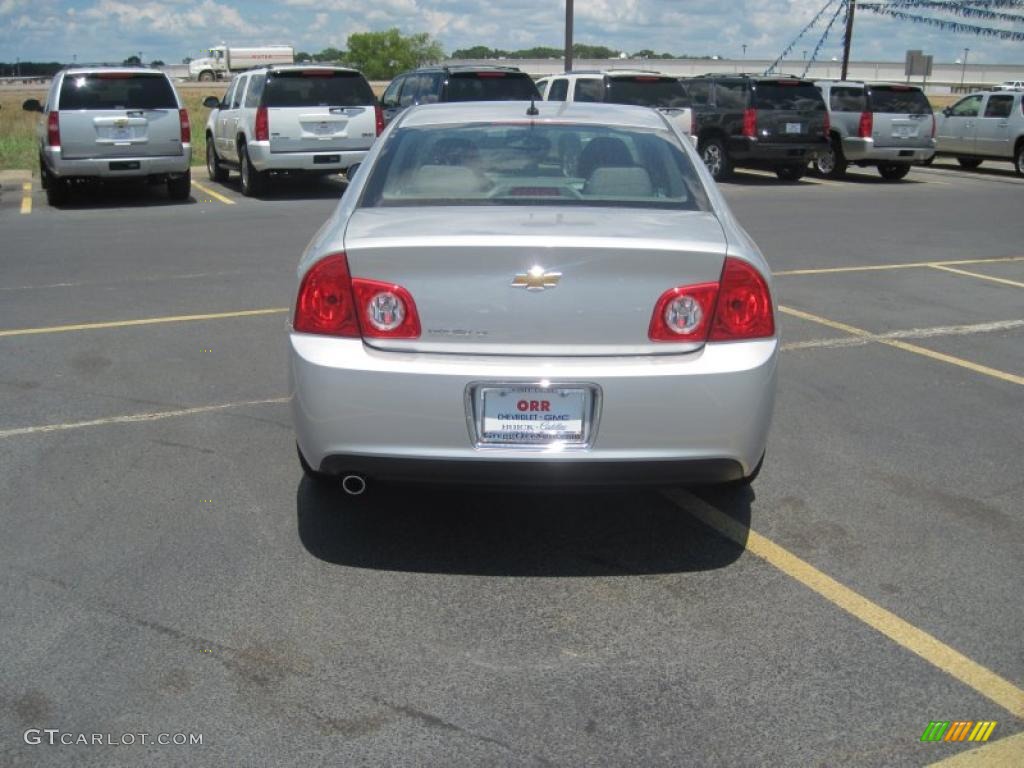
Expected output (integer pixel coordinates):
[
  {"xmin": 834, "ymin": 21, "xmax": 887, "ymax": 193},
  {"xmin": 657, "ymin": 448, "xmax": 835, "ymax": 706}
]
[
  {"xmin": 779, "ymin": 305, "xmax": 1024, "ymax": 387},
  {"xmin": 0, "ymin": 308, "xmax": 288, "ymax": 338},
  {"xmin": 928, "ymin": 730, "xmax": 1024, "ymax": 766},
  {"xmin": 20, "ymin": 182, "xmax": 32, "ymax": 214},
  {"xmin": 929, "ymin": 264, "xmax": 1024, "ymax": 289},
  {"xmin": 662, "ymin": 488, "xmax": 1024, "ymax": 720},
  {"xmin": 775, "ymin": 255, "xmax": 1024, "ymax": 277},
  {"xmin": 191, "ymin": 179, "xmax": 236, "ymax": 205}
]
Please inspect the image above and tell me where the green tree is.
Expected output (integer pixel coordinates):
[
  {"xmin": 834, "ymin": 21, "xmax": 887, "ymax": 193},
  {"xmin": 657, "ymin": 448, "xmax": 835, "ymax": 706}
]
[
  {"xmin": 345, "ymin": 28, "xmax": 443, "ymax": 79},
  {"xmin": 295, "ymin": 51, "xmax": 311, "ymax": 62},
  {"xmin": 450, "ymin": 45, "xmax": 502, "ymax": 59},
  {"xmin": 122, "ymin": 55, "xmax": 141, "ymax": 66},
  {"xmin": 150, "ymin": 59, "xmax": 165, "ymax": 67},
  {"xmin": 313, "ymin": 47, "xmax": 345, "ymax": 63}
]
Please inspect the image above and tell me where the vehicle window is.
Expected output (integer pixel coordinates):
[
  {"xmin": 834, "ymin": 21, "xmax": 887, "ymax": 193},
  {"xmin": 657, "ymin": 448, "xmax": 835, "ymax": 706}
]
[
  {"xmin": 445, "ymin": 72, "xmax": 540, "ymax": 102},
  {"xmin": 359, "ymin": 122, "xmax": 711, "ymax": 212},
  {"xmin": 868, "ymin": 86, "xmax": 932, "ymax": 114},
  {"xmin": 830, "ymin": 86, "xmax": 866, "ymax": 112},
  {"xmin": 686, "ymin": 80, "xmax": 711, "ymax": 106},
  {"xmin": 221, "ymin": 79, "xmax": 238, "ymax": 108},
  {"xmin": 714, "ymin": 81, "xmax": 747, "ymax": 110},
  {"xmin": 983, "ymin": 95, "xmax": 1014, "ymax": 118},
  {"xmin": 752, "ymin": 81, "xmax": 825, "ymax": 112},
  {"xmin": 547, "ymin": 78, "xmax": 569, "ymax": 101},
  {"xmin": 263, "ymin": 70, "xmax": 375, "ymax": 107},
  {"xmin": 58, "ymin": 72, "xmax": 177, "ymax": 110},
  {"xmin": 244, "ymin": 75, "xmax": 265, "ymax": 108},
  {"xmin": 399, "ymin": 75, "xmax": 423, "ymax": 107},
  {"xmin": 949, "ymin": 95, "xmax": 982, "ymax": 117},
  {"xmin": 605, "ymin": 77, "xmax": 690, "ymax": 108},
  {"xmin": 574, "ymin": 79, "xmax": 604, "ymax": 103},
  {"xmin": 381, "ymin": 77, "xmax": 404, "ymax": 108},
  {"xmin": 418, "ymin": 73, "xmax": 443, "ymax": 104},
  {"xmin": 231, "ymin": 76, "xmax": 247, "ymax": 109}
]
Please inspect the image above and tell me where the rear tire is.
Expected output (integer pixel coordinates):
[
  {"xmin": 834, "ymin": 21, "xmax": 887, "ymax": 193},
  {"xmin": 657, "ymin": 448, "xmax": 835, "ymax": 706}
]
[
  {"xmin": 1014, "ymin": 144, "xmax": 1023, "ymax": 177},
  {"xmin": 775, "ymin": 164, "xmax": 805, "ymax": 182},
  {"xmin": 239, "ymin": 142, "xmax": 265, "ymax": 197},
  {"xmin": 877, "ymin": 163, "xmax": 911, "ymax": 181},
  {"xmin": 206, "ymin": 138, "xmax": 229, "ymax": 182},
  {"xmin": 814, "ymin": 138, "xmax": 847, "ymax": 178},
  {"xmin": 957, "ymin": 158, "xmax": 983, "ymax": 170},
  {"xmin": 45, "ymin": 176, "xmax": 69, "ymax": 206},
  {"xmin": 198, "ymin": 71, "xmax": 214, "ymax": 82},
  {"xmin": 699, "ymin": 137, "xmax": 732, "ymax": 181},
  {"xmin": 167, "ymin": 169, "xmax": 191, "ymax": 200}
]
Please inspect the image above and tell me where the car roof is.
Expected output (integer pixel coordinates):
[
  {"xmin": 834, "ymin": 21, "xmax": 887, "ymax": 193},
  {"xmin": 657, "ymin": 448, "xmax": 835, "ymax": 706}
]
[
  {"xmin": 61, "ymin": 67, "xmax": 168, "ymax": 77},
  {"xmin": 258, "ymin": 64, "xmax": 362, "ymax": 74},
  {"xmin": 396, "ymin": 100, "xmax": 671, "ymax": 130},
  {"xmin": 409, "ymin": 65, "xmax": 525, "ymax": 74}
]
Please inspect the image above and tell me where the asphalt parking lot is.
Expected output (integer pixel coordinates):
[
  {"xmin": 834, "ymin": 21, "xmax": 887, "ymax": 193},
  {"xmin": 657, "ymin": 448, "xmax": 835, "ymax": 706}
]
[{"xmin": 1, "ymin": 159, "xmax": 1022, "ymax": 767}]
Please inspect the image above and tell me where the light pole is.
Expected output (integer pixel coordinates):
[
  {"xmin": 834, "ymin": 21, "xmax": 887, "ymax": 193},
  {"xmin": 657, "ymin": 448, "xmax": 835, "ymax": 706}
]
[
  {"xmin": 960, "ymin": 47, "xmax": 969, "ymax": 87},
  {"xmin": 742, "ymin": 44, "xmax": 747, "ymax": 61},
  {"xmin": 564, "ymin": 0, "xmax": 574, "ymax": 72}
]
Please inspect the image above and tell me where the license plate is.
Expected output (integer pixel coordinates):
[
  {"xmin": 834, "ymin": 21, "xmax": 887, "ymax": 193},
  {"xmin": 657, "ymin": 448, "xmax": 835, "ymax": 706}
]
[
  {"xmin": 473, "ymin": 384, "xmax": 595, "ymax": 446},
  {"xmin": 785, "ymin": 122, "xmax": 802, "ymax": 134},
  {"xmin": 312, "ymin": 122, "xmax": 337, "ymax": 136},
  {"xmin": 112, "ymin": 127, "xmax": 132, "ymax": 141},
  {"xmin": 892, "ymin": 126, "xmax": 917, "ymax": 139}
]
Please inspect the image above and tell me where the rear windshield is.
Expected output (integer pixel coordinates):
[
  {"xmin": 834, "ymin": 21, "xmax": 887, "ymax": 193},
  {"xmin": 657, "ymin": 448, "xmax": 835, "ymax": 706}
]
[
  {"xmin": 753, "ymin": 81, "xmax": 825, "ymax": 112},
  {"xmin": 445, "ymin": 72, "xmax": 541, "ymax": 102},
  {"xmin": 868, "ymin": 86, "xmax": 932, "ymax": 115},
  {"xmin": 263, "ymin": 70, "xmax": 374, "ymax": 107},
  {"xmin": 59, "ymin": 73, "xmax": 177, "ymax": 110},
  {"xmin": 360, "ymin": 122, "xmax": 710, "ymax": 212},
  {"xmin": 605, "ymin": 77, "xmax": 691, "ymax": 108}
]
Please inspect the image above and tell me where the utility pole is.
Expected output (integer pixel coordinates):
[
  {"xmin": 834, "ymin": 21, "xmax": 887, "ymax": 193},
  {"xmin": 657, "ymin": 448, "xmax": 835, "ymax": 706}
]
[
  {"xmin": 960, "ymin": 47, "xmax": 969, "ymax": 87},
  {"xmin": 840, "ymin": 0, "xmax": 856, "ymax": 81},
  {"xmin": 564, "ymin": 0, "xmax": 574, "ymax": 72}
]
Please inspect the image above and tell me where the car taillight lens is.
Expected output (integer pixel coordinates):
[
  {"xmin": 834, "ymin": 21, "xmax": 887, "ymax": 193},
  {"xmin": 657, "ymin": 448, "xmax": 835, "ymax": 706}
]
[
  {"xmin": 823, "ymin": 109, "xmax": 830, "ymax": 137},
  {"xmin": 179, "ymin": 108, "xmax": 191, "ymax": 143},
  {"xmin": 351, "ymin": 279, "xmax": 421, "ymax": 338},
  {"xmin": 708, "ymin": 258, "xmax": 774, "ymax": 341},
  {"xmin": 254, "ymin": 106, "xmax": 269, "ymax": 141},
  {"xmin": 858, "ymin": 110, "xmax": 873, "ymax": 139},
  {"xmin": 293, "ymin": 253, "xmax": 360, "ymax": 337},
  {"xmin": 374, "ymin": 104, "xmax": 385, "ymax": 136},
  {"xmin": 742, "ymin": 107, "xmax": 757, "ymax": 138},
  {"xmin": 649, "ymin": 284, "xmax": 719, "ymax": 341},
  {"xmin": 47, "ymin": 110, "xmax": 60, "ymax": 147}
]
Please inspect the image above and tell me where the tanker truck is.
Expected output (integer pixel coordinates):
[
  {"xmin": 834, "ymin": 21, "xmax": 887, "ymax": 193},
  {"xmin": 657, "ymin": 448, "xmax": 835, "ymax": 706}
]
[{"xmin": 188, "ymin": 44, "xmax": 294, "ymax": 81}]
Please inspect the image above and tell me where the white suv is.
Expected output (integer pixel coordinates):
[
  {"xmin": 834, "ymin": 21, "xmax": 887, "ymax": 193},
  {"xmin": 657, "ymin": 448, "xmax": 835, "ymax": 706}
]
[
  {"xmin": 536, "ymin": 70, "xmax": 694, "ymax": 143},
  {"xmin": 202, "ymin": 65, "xmax": 382, "ymax": 195}
]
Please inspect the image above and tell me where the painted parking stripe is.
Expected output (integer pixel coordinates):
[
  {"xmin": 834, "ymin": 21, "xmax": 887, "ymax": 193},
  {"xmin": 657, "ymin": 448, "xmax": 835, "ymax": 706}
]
[
  {"xmin": 780, "ymin": 306, "xmax": 1024, "ymax": 387},
  {"xmin": 191, "ymin": 179, "xmax": 236, "ymax": 205},
  {"xmin": 929, "ymin": 264, "xmax": 1024, "ymax": 289},
  {"xmin": 0, "ymin": 397, "xmax": 289, "ymax": 440},
  {"xmin": 0, "ymin": 307, "xmax": 288, "ymax": 338},
  {"xmin": 662, "ymin": 488, "xmax": 1024, "ymax": 720},
  {"xmin": 781, "ymin": 318, "xmax": 1024, "ymax": 351},
  {"xmin": 774, "ymin": 255, "xmax": 1024, "ymax": 277},
  {"xmin": 20, "ymin": 182, "xmax": 31, "ymax": 215},
  {"xmin": 928, "ymin": 730, "xmax": 1024, "ymax": 766}
]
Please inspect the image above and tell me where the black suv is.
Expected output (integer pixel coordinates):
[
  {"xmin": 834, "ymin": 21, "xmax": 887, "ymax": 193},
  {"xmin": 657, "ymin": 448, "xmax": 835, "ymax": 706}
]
[
  {"xmin": 685, "ymin": 74, "xmax": 829, "ymax": 181},
  {"xmin": 380, "ymin": 65, "xmax": 541, "ymax": 126}
]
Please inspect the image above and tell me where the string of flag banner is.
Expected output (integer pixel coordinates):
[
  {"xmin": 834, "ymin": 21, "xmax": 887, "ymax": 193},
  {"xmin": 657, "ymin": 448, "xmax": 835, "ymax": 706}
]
[
  {"xmin": 859, "ymin": 0, "xmax": 1024, "ymax": 41},
  {"xmin": 803, "ymin": 0, "xmax": 850, "ymax": 76},
  {"xmin": 763, "ymin": 0, "xmax": 842, "ymax": 75}
]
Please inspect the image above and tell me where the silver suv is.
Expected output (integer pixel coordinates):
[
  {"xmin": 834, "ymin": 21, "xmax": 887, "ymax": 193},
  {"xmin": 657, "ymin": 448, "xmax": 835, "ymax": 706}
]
[
  {"xmin": 202, "ymin": 65, "xmax": 381, "ymax": 196},
  {"xmin": 22, "ymin": 67, "xmax": 192, "ymax": 206},
  {"xmin": 934, "ymin": 90, "xmax": 1024, "ymax": 176},
  {"xmin": 813, "ymin": 81, "xmax": 935, "ymax": 180}
]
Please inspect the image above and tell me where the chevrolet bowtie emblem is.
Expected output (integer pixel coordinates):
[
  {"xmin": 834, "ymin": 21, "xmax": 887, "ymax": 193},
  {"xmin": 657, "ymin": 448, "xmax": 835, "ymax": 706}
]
[
  {"xmin": 512, "ymin": 266, "xmax": 561, "ymax": 291},
  {"xmin": 114, "ymin": 119, "xmax": 129, "ymax": 127}
]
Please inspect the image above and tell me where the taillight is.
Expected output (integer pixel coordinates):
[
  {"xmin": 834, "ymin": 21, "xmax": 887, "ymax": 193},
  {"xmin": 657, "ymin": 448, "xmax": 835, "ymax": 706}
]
[
  {"xmin": 708, "ymin": 258, "xmax": 774, "ymax": 341},
  {"xmin": 179, "ymin": 108, "xmax": 191, "ymax": 143},
  {"xmin": 823, "ymin": 109, "xmax": 830, "ymax": 137},
  {"xmin": 351, "ymin": 279, "xmax": 421, "ymax": 339},
  {"xmin": 374, "ymin": 104, "xmax": 385, "ymax": 136},
  {"xmin": 293, "ymin": 253, "xmax": 421, "ymax": 339},
  {"xmin": 254, "ymin": 107, "xmax": 269, "ymax": 141},
  {"xmin": 930, "ymin": 112, "xmax": 936, "ymax": 138},
  {"xmin": 858, "ymin": 110, "xmax": 873, "ymax": 139},
  {"xmin": 294, "ymin": 253, "xmax": 360, "ymax": 337},
  {"xmin": 649, "ymin": 284, "xmax": 719, "ymax": 342},
  {"xmin": 47, "ymin": 110, "xmax": 60, "ymax": 147},
  {"xmin": 742, "ymin": 108, "xmax": 757, "ymax": 138}
]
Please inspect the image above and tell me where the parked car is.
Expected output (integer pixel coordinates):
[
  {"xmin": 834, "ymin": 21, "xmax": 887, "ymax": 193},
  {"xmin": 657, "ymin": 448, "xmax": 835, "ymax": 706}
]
[
  {"xmin": 289, "ymin": 101, "xmax": 777, "ymax": 493},
  {"xmin": 535, "ymin": 69, "xmax": 694, "ymax": 143},
  {"xmin": 378, "ymin": 65, "xmax": 540, "ymax": 126},
  {"xmin": 22, "ymin": 67, "xmax": 192, "ymax": 206},
  {"xmin": 202, "ymin": 65, "xmax": 381, "ymax": 196},
  {"xmin": 992, "ymin": 81, "xmax": 1024, "ymax": 91},
  {"xmin": 812, "ymin": 81, "xmax": 935, "ymax": 180},
  {"xmin": 684, "ymin": 74, "xmax": 829, "ymax": 182},
  {"xmin": 933, "ymin": 90, "xmax": 1024, "ymax": 175}
]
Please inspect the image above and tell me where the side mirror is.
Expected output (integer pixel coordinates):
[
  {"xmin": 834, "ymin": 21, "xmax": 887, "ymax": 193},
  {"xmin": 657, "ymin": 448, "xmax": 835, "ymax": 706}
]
[
  {"xmin": 942, "ymin": 107, "xmax": 952, "ymax": 117},
  {"xmin": 345, "ymin": 163, "xmax": 361, "ymax": 182},
  {"xmin": 22, "ymin": 98, "xmax": 43, "ymax": 113},
  {"xmin": 202, "ymin": 96, "xmax": 221, "ymax": 109}
]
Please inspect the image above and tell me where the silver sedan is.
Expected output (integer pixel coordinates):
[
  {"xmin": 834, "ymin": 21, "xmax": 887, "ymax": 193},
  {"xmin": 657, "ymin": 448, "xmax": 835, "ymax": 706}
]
[{"xmin": 289, "ymin": 101, "xmax": 777, "ymax": 493}]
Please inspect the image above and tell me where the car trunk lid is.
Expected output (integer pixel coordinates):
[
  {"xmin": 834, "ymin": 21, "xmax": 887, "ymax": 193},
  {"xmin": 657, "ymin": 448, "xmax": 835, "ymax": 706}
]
[
  {"xmin": 867, "ymin": 85, "xmax": 935, "ymax": 149},
  {"xmin": 751, "ymin": 80, "xmax": 828, "ymax": 142},
  {"xmin": 263, "ymin": 69, "xmax": 377, "ymax": 153}
]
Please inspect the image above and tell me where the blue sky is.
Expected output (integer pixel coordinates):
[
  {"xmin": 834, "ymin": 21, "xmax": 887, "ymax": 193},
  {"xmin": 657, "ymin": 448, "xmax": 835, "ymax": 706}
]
[{"xmin": 1, "ymin": 0, "xmax": 1020, "ymax": 65}]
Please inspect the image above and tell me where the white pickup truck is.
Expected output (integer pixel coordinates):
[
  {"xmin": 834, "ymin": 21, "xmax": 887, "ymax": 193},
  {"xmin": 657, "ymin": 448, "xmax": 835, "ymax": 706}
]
[{"xmin": 189, "ymin": 45, "xmax": 294, "ymax": 82}]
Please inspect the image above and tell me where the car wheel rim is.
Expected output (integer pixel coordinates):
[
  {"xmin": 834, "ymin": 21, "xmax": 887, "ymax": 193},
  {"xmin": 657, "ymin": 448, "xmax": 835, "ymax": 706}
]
[
  {"xmin": 241, "ymin": 153, "xmax": 249, "ymax": 188},
  {"xmin": 817, "ymin": 149, "xmax": 834, "ymax": 174},
  {"xmin": 703, "ymin": 146, "xmax": 721, "ymax": 176},
  {"xmin": 207, "ymin": 145, "xmax": 215, "ymax": 177}
]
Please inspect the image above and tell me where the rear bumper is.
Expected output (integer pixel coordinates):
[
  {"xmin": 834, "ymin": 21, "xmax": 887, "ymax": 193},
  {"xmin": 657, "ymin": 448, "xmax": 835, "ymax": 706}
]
[
  {"xmin": 246, "ymin": 141, "xmax": 368, "ymax": 172},
  {"xmin": 45, "ymin": 146, "xmax": 191, "ymax": 178},
  {"xmin": 728, "ymin": 137, "xmax": 828, "ymax": 164},
  {"xmin": 841, "ymin": 137, "xmax": 935, "ymax": 163}
]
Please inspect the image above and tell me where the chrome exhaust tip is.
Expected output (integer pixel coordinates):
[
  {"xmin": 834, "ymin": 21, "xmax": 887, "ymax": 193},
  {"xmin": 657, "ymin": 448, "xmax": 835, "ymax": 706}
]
[{"xmin": 341, "ymin": 474, "xmax": 367, "ymax": 496}]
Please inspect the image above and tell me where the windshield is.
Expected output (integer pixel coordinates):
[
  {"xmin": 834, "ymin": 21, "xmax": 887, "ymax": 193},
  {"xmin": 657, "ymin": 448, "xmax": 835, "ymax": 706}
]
[
  {"xmin": 263, "ymin": 70, "xmax": 374, "ymax": 107},
  {"xmin": 360, "ymin": 122, "xmax": 710, "ymax": 211},
  {"xmin": 605, "ymin": 77, "xmax": 691, "ymax": 108},
  {"xmin": 59, "ymin": 73, "xmax": 177, "ymax": 110},
  {"xmin": 868, "ymin": 87, "xmax": 933, "ymax": 115},
  {"xmin": 445, "ymin": 73, "xmax": 541, "ymax": 102},
  {"xmin": 753, "ymin": 81, "xmax": 825, "ymax": 112}
]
